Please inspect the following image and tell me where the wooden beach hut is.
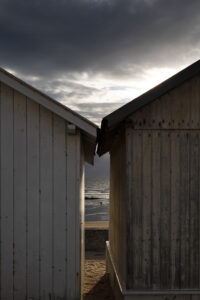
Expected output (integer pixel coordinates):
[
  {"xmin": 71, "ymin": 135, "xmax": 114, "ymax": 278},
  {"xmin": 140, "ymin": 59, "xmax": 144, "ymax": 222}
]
[
  {"xmin": 0, "ymin": 68, "xmax": 97, "ymax": 300},
  {"xmin": 97, "ymin": 59, "xmax": 200, "ymax": 300}
]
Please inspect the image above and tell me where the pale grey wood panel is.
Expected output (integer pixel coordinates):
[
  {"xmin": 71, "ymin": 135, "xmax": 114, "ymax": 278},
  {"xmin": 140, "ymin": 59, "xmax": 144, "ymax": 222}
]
[
  {"xmin": 27, "ymin": 99, "xmax": 40, "ymax": 299},
  {"xmin": 170, "ymin": 132, "xmax": 181, "ymax": 289},
  {"xmin": 0, "ymin": 83, "xmax": 14, "ymax": 299},
  {"xmin": 40, "ymin": 106, "xmax": 53, "ymax": 298},
  {"xmin": 80, "ymin": 149, "xmax": 85, "ymax": 296},
  {"xmin": 189, "ymin": 133, "xmax": 199, "ymax": 288},
  {"xmin": 53, "ymin": 114, "xmax": 66, "ymax": 297},
  {"xmin": 142, "ymin": 132, "xmax": 152, "ymax": 288},
  {"xmin": 180, "ymin": 132, "xmax": 190, "ymax": 288},
  {"xmin": 151, "ymin": 132, "xmax": 161, "ymax": 289},
  {"xmin": 66, "ymin": 132, "xmax": 81, "ymax": 299},
  {"xmin": 13, "ymin": 90, "xmax": 27, "ymax": 300},
  {"xmin": 74, "ymin": 132, "xmax": 82, "ymax": 299},
  {"xmin": 160, "ymin": 131, "xmax": 171, "ymax": 288},
  {"xmin": 131, "ymin": 131, "xmax": 143, "ymax": 289}
]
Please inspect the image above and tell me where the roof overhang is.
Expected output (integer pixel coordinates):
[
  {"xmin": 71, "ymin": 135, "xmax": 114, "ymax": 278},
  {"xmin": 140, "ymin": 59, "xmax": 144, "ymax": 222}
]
[
  {"xmin": 97, "ymin": 59, "xmax": 200, "ymax": 156},
  {"xmin": 0, "ymin": 67, "xmax": 98, "ymax": 164}
]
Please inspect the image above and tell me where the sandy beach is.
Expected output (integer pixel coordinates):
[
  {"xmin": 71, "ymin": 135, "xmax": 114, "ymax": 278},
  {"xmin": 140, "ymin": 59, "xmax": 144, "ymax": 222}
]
[{"xmin": 83, "ymin": 251, "xmax": 114, "ymax": 300}]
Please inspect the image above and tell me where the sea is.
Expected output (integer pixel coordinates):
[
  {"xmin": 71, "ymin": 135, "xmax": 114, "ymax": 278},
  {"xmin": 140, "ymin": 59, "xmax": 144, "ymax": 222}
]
[{"xmin": 85, "ymin": 177, "xmax": 109, "ymax": 222}]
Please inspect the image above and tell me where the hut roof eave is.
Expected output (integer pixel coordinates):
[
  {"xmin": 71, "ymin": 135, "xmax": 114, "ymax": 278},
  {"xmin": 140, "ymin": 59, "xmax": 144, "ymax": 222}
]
[{"xmin": 97, "ymin": 59, "xmax": 200, "ymax": 156}]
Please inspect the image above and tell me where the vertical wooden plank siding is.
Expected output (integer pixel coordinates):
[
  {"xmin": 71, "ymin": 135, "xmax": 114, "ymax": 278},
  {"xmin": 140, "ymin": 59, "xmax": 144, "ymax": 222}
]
[
  {"xmin": 80, "ymin": 148, "xmax": 85, "ymax": 297},
  {"xmin": 13, "ymin": 91, "xmax": 27, "ymax": 300},
  {"xmin": 66, "ymin": 131, "xmax": 81, "ymax": 299},
  {"xmin": 151, "ymin": 132, "xmax": 161, "ymax": 289},
  {"xmin": 126, "ymin": 128, "xmax": 133, "ymax": 289},
  {"xmin": 131, "ymin": 131, "xmax": 143, "ymax": 289},
  {"xmin": 0, "ymin": 84, "xmax": 84, "ymax": 299},
  {"xmin": 0, "ymin": 83, "xmax": 14, "ymax": 300},
  {"xmin": 53, "ymin": 114, "xmax": 67, "ymax": 298},
  {"xmin": 170, "ymin": 132, "xmax": 180, "ymax": 288},
  {"xmin": 125, "ymin": 129, "xmax": 200, "ymax": 290},
  {"xmin": 189, "ymin": 133, "xmax": 199, "ymax": 287},
  {"xmin": 40, "ymin": 106, "xmax": 53, "ymax": 298},
  {"xmin": 109, "ymin": 130, "xmax": 127, "ymax": 287},
  {"xmin": 27, "ymin": 100, "xmax": 40, "ymax": 299},
  {"xmin": 160, "ymin": 131, "xmax": 171, "ymax": 288},
  {"xmin": 142, "ymin": 132, "xmax": 152, "ymax": 288},
  {"xmin": 180, "ymin": 132, "xmax": 190, "ymax": 288}
]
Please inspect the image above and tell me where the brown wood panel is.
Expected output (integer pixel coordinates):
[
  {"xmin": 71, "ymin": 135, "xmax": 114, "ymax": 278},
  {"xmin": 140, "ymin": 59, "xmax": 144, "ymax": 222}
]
[
  {"xmin": 160, "ymin": 131, "xmax": 171, "ymax": 288},
  {"xmin": 109, "ymin": 129, "xmax": 127, "ymax": 287},
  {"xmin": 131, "ymin": 131, "xmax": 143, "ymax": 289},
  {"xmin": 142, "ymin": 132, "xmax": 152, "ymax": 288},
  {"xmin": 128, "ymin": 75, "xmax": 200, "ymax": 130},
  {"xmin": 189, "ymin": 132, "xmax": 199, "ymax": 287},
  {"xmin": 180, "ymin": 132, "xmax": 190, "ymax": 288},
  {"xmin": 170, "ymin": 132, "xmax": 181, "ymax": 288},
  {"xmin": 151, "ymin": 131, "xmax": 161, "ymax": 289}
]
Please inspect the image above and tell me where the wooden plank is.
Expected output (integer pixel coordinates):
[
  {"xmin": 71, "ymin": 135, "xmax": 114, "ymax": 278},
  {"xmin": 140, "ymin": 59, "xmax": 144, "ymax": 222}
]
[
  {"xmin": 160, "ymin": 93, "xmax": 172, "ymax": 129},
  {"xmin": 189, "ymin": 132, "xmax": 199, "ymax": 288},
  {"xmin": 80, "ymin": 149, "xmax": 85, "ymax": 296},
  {"xmin": 170, "ymin": 132, "xmax": 181, "ymax": 288},
  {"xmin": 126, "ymin": 127, "xmax": 133, "ymax": 289},
  {"xmin": 53, "ymin": 114, "xmax": 66, "ymax": 298},
  {"xmin": 180, "ymin": 132, "xmax": 190, "ymax": 288},
  {"xmin": 27, "ymin": 99, "xmax": 40, "ymax": 299},
  {"xmin": 132, "ymin": 131, "xmax": 143, "ymax": 288},
  {"xmin": 151, "ymin": 131, "xmax": 161, "ymax": 289},
  {"xmin": 190, "ymin": 76, "xmax": 200, "ymax": 128},
  {"xmin": 180, "ymin": 81, "xmax": 191, "ymax": 129},
  {"xmin": 13, "ymin": 90, "xmax": 27, "ymax": 300},
  {"xmin": 0, "ymin": 83, "xmax": 14, "ymax": 299},
  {"xmin": 66, "ymin": 131, "xmax": 81, "ymax": 298},
  {"xmin": 160, "ymin": 131, "xmax": 171, "ymax": 288},
  {"xmin": 142, "ymin": 131, "xmax": 152, "ymax": 288},
  {"xmin": 40, "ymin": 106, "xmax": 53, "ymax": 298}
]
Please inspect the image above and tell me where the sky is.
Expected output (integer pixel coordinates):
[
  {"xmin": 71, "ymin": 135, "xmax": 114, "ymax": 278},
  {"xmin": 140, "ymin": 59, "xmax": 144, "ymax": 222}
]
[{"xmin": 1, "ymin": 0, "xmax": 200, "ymax": 178}]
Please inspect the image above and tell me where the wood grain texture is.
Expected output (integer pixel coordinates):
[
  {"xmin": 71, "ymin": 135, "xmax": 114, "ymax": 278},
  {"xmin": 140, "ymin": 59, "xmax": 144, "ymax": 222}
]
[
  {"xmin": 53, "ymin": 114, "xmax": 67, "ymax": 298},
  {"xmin": 0, "ymin": 83, "xmax": 85, "ymax": 299},
  {"xmin": 142, "ymin": 132, "xmax": 152, "ymax": 288},
  {"xmin": 66, "ymin": 131, "xmax": 82, "ymax": 299},
  {"xmin": 27, "ymin": 99, "xmax": 40, "ymax": 299},
  {"xmin": 0, "ymin": 83, "xmax": 14, "ymax": 300},
  {"xmin": 128, "ymin": 74, "xmax": 200, "ymax": 130},
  {"xmin": 151, "ymin": 132, "xmax": 161, "ymax": 289},
  {"xmin": 180, "ymin": 132, "xmax": 190, "ymax": 288},
  {"xmin": 39, "ymin": 106, "xmax": 53, "ymax": 298},
  {"xmin": 109, "ymin": 129, "xmax": 127, "ymax": 288},
  {"xmin": 189, "ymin": 133, "xmax": 199, "ymax": 288},
  {"xmin": 115, "ymin": 129, "xmax": 200, "ymax": 291},
  {"xmin": 13, "ymin": 90, "xmax": 27, "ymax": 300},
  {"xmin": 132, "ymin": 131, "xmax": 143, "ymax": 289},
  {"xmin": 170, "ymin": 132, "xmax": 181, "ymax": 289}
]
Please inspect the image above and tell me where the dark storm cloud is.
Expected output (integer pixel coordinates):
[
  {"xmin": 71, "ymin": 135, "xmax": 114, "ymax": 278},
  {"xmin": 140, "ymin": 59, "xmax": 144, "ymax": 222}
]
[{"xmin": 1, "ymin": 0, "xmax": 200, "ymax": 77}]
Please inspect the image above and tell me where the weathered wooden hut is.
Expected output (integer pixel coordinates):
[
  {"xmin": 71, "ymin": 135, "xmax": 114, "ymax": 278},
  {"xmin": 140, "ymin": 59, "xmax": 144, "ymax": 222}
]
[
  {"xmin": 97, "ymin": 59, "xmax": 200, "ymax": 300},
  {"xmin": 0, "ymin": 68, "xmax": 97, "ymax": 300}
]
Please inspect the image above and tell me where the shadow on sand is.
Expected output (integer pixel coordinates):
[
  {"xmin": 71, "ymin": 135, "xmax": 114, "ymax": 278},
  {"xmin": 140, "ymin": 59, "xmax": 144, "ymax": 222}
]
[{"xmin": 83, "ymin": 273, "xmax": 114, "ymax": 300}]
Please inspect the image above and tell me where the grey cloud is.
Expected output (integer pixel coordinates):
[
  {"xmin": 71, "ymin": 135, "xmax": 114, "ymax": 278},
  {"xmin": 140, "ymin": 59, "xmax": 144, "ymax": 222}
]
[
  {"xmin": 70, "ymin": 102, "xmax": 126, "ymax": 124},
  {"xmin": 1, "ymin": 0, "xmax": 200, "ymax": 78}
]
